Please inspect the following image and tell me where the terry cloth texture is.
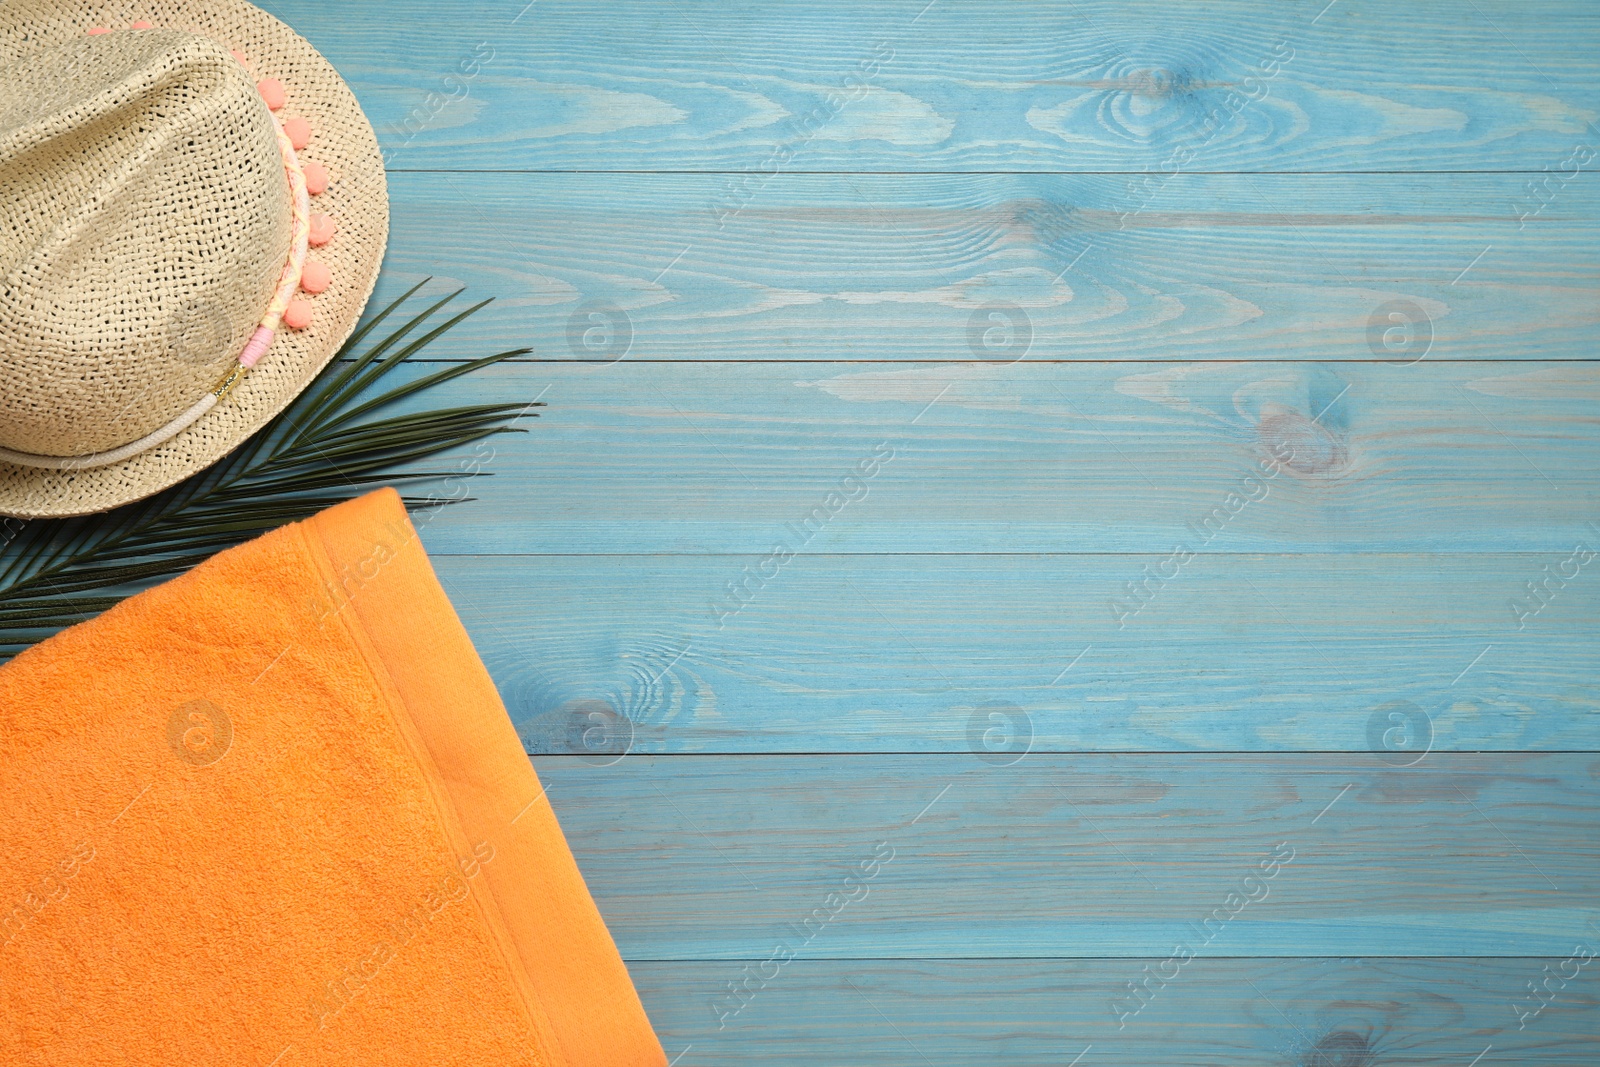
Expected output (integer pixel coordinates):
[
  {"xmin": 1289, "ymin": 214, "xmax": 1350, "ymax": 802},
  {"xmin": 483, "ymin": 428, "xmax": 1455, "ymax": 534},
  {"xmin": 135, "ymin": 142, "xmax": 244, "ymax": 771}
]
[{"xmin": 0, "ymin": 488, "xmax": 665, "ymax": 1067}]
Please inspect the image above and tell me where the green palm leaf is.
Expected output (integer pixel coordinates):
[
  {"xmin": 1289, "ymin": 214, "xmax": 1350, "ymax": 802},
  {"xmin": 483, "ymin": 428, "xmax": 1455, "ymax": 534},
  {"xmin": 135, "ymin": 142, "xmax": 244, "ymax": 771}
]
[{"xmin": 0, "ymin": 280, "xmax": 537, "ymax": 659}]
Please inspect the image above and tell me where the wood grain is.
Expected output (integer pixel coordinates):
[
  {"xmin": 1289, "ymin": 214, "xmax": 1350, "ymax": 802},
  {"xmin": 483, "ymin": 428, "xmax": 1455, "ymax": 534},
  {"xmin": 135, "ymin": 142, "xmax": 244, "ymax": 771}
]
[
  {"xmin": 251, "ymin": 0, "xmax": 1600, "ymax": 1043},
  {"xmin": 259, "ymin": 0, "xmax": 1600, "ymax": 172},
  {"xmin": 380, "ymin": 359, "xmax": 1600, "ymax": 555},
  {"xmin": 634, "ymin": 959, "xmax": 1598, "ymax": 1065},
  {"xmin": 526, "ymin": 753, "xmax": 1599, "ymax": 959},
  {"xmin": 367, "ymin": 172, "xmax": 1600, "ymax": 362},
  {"xmin": 427, "ymin": 552, "xmax": 1600, "ymax": 753}
]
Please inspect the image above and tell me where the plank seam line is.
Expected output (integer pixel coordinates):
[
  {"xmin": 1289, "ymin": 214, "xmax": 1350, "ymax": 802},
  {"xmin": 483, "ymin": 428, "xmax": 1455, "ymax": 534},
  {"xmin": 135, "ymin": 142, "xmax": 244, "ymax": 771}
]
[
  {"xmin": 386, "ymin": 169, "xmax": 1600, "ymax": 177},
  {"xmin": 527, "ymin": 750, "xmax": 1600, "ymax": 757},
  {"xmin": 364, "ymin": 358, "xmax": 1600, "ymax": 366},
  {"xmin": 435, "ymin": 556, "xmax": 1600, "ymax": 563},
  {"xmin": 619, "ymin": 955, "xmax": 1594, "ymax": 962}
]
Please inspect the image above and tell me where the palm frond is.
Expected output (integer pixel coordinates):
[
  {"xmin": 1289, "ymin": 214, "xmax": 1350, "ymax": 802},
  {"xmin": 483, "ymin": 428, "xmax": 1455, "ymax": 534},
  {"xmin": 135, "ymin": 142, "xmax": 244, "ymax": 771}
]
[{"xmin": 0, "ymin": 282, "xmax": 538, "ymax": 658}]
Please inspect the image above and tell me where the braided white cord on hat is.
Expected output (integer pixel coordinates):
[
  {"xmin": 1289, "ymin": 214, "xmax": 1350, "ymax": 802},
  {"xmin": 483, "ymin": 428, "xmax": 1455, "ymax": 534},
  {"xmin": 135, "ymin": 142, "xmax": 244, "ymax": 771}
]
[{"xmin": 0, "ymin": 394, "xmax": 218, "ymax": 470}]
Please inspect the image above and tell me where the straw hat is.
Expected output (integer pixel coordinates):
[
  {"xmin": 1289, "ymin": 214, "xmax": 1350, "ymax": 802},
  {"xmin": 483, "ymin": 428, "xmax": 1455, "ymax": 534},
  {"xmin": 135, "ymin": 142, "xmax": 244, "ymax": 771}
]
[{"xmin": 0, "ymin": 1, "xmax": 388, "ymax": 518}]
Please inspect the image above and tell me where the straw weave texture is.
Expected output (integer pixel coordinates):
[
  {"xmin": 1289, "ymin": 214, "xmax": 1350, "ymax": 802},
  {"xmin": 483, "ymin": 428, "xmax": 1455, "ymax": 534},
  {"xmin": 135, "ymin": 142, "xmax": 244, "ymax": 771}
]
[{"xmin": 0, "ymin": 0, "xmax": 389, "ymax": 518}]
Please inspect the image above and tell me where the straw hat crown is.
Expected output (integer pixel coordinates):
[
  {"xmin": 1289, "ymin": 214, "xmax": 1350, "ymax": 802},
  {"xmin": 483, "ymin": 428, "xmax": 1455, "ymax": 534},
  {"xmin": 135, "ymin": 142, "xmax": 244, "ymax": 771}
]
[{"xmin": 0, "ymin": 28, "xmax": 291, "ymax": 458}]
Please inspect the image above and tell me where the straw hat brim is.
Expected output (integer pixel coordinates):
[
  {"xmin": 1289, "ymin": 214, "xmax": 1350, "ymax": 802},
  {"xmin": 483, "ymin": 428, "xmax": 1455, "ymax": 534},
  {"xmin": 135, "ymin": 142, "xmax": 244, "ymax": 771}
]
[{"xmin": 0, "ymin": 0, "xmax": 389, "ymax": 519}]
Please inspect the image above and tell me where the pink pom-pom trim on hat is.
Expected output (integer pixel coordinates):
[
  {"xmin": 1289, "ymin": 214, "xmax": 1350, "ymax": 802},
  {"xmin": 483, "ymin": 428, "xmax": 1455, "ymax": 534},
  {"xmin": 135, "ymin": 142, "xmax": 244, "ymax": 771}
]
[
  {"xmin": 308, "ymin": 213, "xmax": 336, "ymax": 246},
  {"xmin": 300, "ymin": 260, "xmax": 332, "ymax": 294},
  {"xmin": 282, "ymin": 116, "xmax": 311, "ymax": 150},
  {"xmin": 283, "ymin": 300, "xmax": 314, "ymax": 330},
  {"xmin": 257, "ymin": 78, "xmax": 286, "ymax": 110},
  {"xmin": 237, "ymin": 122, "xmax": 311, "ymax": 356},
  {"xmin": 302, "ymin": 161, "xmax": 329, "ymax": 196}
]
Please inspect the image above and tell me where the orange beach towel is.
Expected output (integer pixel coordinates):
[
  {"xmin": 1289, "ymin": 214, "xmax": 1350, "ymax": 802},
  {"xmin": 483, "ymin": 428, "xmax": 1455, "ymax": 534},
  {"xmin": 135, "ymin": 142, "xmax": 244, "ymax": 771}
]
[{"xmin": 0, "ymin": 488, "xmax": 664, "ymax": 1067}]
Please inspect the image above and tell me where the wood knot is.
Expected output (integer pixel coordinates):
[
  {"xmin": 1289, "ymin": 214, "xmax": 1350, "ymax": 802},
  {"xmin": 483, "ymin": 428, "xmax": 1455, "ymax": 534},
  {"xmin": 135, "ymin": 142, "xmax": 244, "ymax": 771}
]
[
  {"xmin": 1255, "ymin": 410, "xmax": 1348, "ymax": 475},
  {"xmin": 1010, "ymin": 197, "xmax": 1080, "ymax": 246},
  {"xmin": 1304, "ymin": 1030, "xmax": 1374, "ymax": 1067},
  {"xmin": 1128, "ymin": 68, "xmax": 1183, "ymax": 98},
  {"xmin": 561, "ymin": 698, "xmax": 634, "ymax": 765},
  {"xmin": 511, "ymin": 688, "xmax": 639, "ymax": 764}
]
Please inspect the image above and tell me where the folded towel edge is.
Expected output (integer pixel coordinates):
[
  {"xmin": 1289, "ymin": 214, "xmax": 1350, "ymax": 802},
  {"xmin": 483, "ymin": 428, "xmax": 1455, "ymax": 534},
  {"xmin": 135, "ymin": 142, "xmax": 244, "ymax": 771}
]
[{"xmin": 300, "ymin": 488, "xmax": 667, "ymax": 1067}]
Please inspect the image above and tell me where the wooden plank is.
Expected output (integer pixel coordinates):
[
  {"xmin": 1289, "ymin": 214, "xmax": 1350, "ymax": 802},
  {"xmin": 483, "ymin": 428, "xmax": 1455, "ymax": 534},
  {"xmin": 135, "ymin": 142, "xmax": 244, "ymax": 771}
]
[
  {"xmin": 252, "ymin": 1, "xmax": 1600, "ymax": 1051},
  {"xmin": 427, "ymin": 552, "xmax": 1600, "ymax": 753},
  {"xmin": 369, "ymin": 172, "xmax": 1600, "ymax": 361},
  {"xmin": 388, "ymin": 359, "xmax": 1600, "ymax": 555},
  {"xmin": 258, "ymin": 0, "xmax": 1600, "ymax": 172},
  {"xmin": 634, "ymin": 959, "xmax": 1599, "ymax": 1065},
  {"xmin": 527, "ymin": 753, "xmax": 1599, "ymax": 958}
]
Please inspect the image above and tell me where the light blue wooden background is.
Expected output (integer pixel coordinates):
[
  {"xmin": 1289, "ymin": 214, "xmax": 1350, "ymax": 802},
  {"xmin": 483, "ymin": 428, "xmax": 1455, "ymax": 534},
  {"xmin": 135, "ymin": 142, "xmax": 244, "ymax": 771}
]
[{"xmin": 263, "ymin": 1, "xmax": 1600, "ymax": 1062}]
